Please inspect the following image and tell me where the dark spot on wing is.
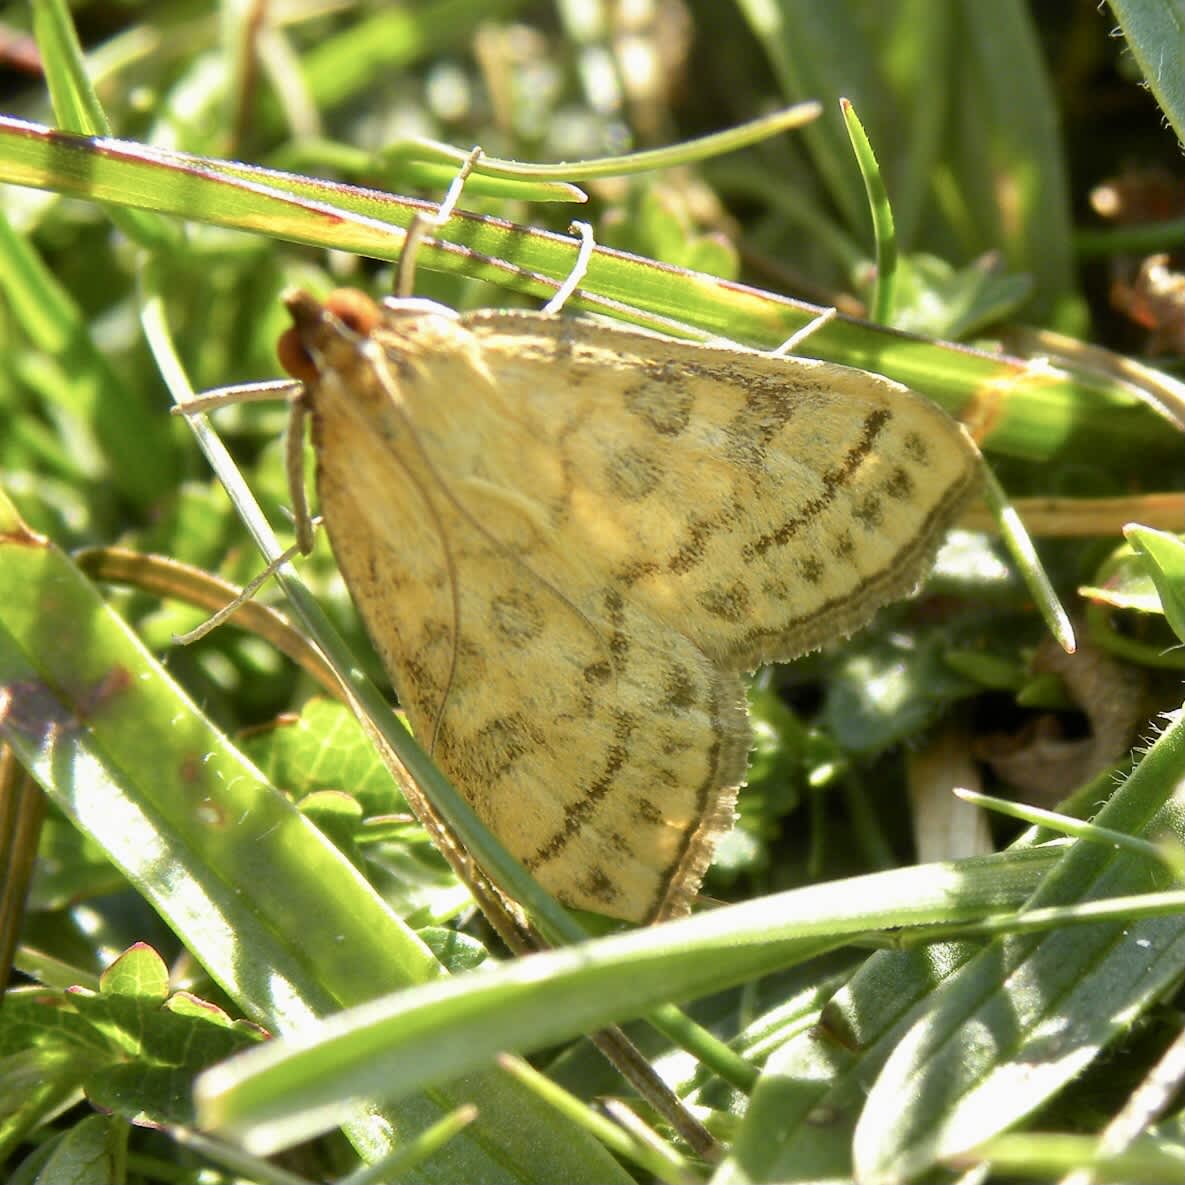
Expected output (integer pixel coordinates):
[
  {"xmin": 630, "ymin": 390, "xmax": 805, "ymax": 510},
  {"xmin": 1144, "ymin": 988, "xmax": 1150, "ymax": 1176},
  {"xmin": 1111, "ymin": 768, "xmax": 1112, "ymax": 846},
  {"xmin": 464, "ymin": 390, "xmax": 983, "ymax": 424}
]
[
  {"xmin": 741, "ymin": 408, "xmax": 891, "ymax": 561},
  {"xmin": 605, "ymin": 446, "xmax": 663, "ymax": 500},
  {"xmin": 698, "ymin": 581, "xmax": 752, "ymax": 622},
  {"xmin": 490, "ymin": 588, "xmax": 544, "ymax": 641},
  {"xmin": 662, "ymin": 663, "xmax": 697, "ymax": 710}
]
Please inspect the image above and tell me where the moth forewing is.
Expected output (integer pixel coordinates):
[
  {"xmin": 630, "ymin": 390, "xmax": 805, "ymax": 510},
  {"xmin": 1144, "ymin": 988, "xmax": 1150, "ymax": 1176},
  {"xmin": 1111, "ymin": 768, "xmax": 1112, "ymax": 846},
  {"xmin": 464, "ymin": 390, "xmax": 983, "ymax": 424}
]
[
  {"xmin": 281, "ymin": 289, "xmax": 981, "ymax": 922},
  {"xmin": 447, "ymin": 311, "xmax": 981, "ymax": 667}
]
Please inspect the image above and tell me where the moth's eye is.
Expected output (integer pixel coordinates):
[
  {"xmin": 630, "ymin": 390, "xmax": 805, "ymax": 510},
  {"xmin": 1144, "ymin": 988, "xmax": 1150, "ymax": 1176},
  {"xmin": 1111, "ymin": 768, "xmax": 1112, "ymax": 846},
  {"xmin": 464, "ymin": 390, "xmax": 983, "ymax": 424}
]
[
  {"xmin": 276, "ymin": 327, "xmax": 319, "ymax": 385},
  {"xmin": 325, "ymin": 289, "xmax": 382, "ymax": 336}
]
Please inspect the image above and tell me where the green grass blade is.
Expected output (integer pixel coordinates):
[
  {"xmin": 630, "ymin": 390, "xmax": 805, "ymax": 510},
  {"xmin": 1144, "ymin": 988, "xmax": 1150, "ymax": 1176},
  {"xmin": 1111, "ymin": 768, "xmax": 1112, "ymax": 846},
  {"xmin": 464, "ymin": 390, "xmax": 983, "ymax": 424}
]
[
  {"xmin": 32, "ymin": 0, "xmax": 178, "ymax": 250},
  {"xmin": 841, "ymin": 98, "xmax": 897, "ymax": 325},
  {"xmin": 0, "ymin": 115, "xmax": 1173, "ymax": 470},
  {"xmin": 193, "ymin": 847, "xmax": 1059, "ymax": 1151},
  {"xmin": 853, "ymin": 710, "xmax": 1185, "ymax": 1181},
  {"xmin": 0, "ymin": 209, "xmax": 179, "ymax": 506}
]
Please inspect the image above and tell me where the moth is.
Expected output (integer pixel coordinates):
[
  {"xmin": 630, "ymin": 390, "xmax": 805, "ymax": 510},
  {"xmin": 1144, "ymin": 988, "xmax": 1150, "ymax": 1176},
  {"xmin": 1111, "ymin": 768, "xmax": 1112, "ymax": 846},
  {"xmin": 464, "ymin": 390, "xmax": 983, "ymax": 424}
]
[{"xmin": 272, "ymin": 287, "xmax": 981, "ymax": 923}]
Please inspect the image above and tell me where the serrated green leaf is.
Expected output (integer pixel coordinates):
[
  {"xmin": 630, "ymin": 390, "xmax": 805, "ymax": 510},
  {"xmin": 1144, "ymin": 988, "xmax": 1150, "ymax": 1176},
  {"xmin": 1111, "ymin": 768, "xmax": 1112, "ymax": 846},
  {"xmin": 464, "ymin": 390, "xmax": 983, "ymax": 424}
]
[
  {"xmin": 243, "ymin": 697, "xmax": 409, "ymax": 816},
  {"xmin": 24, "ymin": 1112, "xmax": 118, "ymax": 1185},
  {"xmin": 98, "ymin": 943, "xmax": 168, "ymax": 1002}
]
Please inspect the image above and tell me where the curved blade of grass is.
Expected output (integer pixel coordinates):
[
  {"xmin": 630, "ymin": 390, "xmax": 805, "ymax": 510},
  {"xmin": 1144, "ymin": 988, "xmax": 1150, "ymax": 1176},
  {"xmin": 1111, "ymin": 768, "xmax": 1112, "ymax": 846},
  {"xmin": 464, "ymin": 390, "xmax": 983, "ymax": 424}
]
[
  {"xmin": 271, "ymin": 105, "xmax": 819, "ymax": 199},
  {"xmin": 853, "ymin": 709, "xmax": 1185, "ymax": 1182},
  {"xmin": 841, "ymin": 98, "xmax": 897, "ymax": 325},
  {"xmin": 0, "ymin": 115, "xmax": 1174, "ymax": 467},
  {"xmin": 954, "ymin": 787, "xmax": 1175, "ymax": 867},
  {"xmin": 32, "ymin": 0, "xmax": 179, "ymax": 250},
  {"xmin": 72, "ymin": 548, "xmax": 343, "ymax": 699},
  {"xmin": 980, "ymin": 464, "xmax": 1076, "ymax": 653},
  {"xmin": 192, "ymin": 846, "xmax": 1060, "ymax": 1152},
  {"xmin": 377, "ymin": 101, "xmax": 821, "ymax": 179},
  {"xmin": 267, "ymin": 138, "xmax": 588, "ymax": 204},
  {"xmin": 0, "ymin": 487, "xmax": 630, "ymax": 1182},
  {"xmin": 496, "ymin": 1054, "xmax": 695, "ymax": 1184}
]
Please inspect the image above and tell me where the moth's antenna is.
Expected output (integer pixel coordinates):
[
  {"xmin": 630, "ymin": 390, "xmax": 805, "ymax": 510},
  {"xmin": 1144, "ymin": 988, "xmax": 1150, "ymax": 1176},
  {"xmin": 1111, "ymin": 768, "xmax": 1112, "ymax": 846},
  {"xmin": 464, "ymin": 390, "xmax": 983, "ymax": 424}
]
[{"xmin": 395, "ymin": 146, "xmax": 484, "ymax": 299}]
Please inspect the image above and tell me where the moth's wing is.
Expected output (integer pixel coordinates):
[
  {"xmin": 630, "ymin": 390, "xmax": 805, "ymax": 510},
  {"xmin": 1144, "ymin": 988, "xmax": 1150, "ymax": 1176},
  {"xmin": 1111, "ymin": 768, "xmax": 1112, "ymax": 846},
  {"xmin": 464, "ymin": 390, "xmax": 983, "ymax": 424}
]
[
  {"xmin": 309, "ymin": 331, "xmax": 748, "ymax": 922},
  {"xmin": 431, "ymin": 567, "xmax": 751, "ymax": 923},
  {"xmin": 464, "ymin": 312, "xmax": 981, "ymax": 672}
]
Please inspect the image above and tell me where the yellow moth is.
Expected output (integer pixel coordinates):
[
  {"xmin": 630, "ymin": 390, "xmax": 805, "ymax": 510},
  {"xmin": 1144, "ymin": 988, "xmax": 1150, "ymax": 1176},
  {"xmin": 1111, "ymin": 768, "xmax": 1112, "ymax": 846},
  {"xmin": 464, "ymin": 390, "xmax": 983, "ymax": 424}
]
[{"xmin": 273, "ymin": 287, "xmax": 981, "ymax": 923}]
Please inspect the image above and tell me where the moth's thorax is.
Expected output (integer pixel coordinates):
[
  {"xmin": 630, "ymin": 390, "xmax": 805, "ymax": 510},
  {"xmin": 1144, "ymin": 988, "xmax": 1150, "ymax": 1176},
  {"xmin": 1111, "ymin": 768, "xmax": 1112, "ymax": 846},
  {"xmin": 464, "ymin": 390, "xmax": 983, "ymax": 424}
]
[{"xmin": 305, "ymin": 301, "xmax": 568, "ymax": 561}]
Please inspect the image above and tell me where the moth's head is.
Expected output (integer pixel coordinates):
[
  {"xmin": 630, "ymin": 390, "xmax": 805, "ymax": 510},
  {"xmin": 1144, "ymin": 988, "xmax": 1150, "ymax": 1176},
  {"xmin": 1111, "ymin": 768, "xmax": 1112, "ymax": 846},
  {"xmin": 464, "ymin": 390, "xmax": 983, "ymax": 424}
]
[
  {"xmin": 277, "ymin": 288, "xmax": 383, "ymax": 386},
  {"xmin": 277, "ymin": 289, "xmax": 460, "ymax": 387}
]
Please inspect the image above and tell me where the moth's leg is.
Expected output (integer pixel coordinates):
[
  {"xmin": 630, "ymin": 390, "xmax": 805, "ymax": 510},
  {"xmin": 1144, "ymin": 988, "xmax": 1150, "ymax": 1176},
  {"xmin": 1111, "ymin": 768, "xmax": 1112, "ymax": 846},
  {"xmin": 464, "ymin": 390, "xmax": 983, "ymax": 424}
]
[
  {"xmin": 171, "ymin": 379, "xmax": 300, "ymax": 414},
  {"xmin": 284, "ymin": 394, "xmax": 316, "ymax": 556},
  {"xmin": 170, "ymin": 383, "xmax": 322, "ymax": 645},
  {"xmin": 769, "ymin": 306, "xmax": 839, "ymax": 357},
  {"xmin": 393, "ymin": 150, "xmax": 592, "ymax": 314},
  {"xmin": 540, "ymin": 219, "xmax": 595, "ymax": 315},
  {"xmin": 170, "ymin": 524, "xmax": 322, "ymax": 645},
  {"xmin": 395, "ymin": 145, "xmax": 484, "ymax": 298},
  {"xmin": 172, "ymin": 380, "xmax": 315, "ymax": 556}
]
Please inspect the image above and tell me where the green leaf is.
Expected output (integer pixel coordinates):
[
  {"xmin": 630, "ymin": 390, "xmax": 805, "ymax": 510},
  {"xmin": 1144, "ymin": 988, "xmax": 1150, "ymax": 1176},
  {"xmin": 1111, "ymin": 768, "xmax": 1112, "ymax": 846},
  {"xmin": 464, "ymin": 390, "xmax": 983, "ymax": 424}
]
[
  {"xmin": 822, "ymin": 628, "xmax": 978, "ymax": 754},
  {"xmin": 1125, "ymin": 526, "xmax": 1185, "ymax": 643},
  {"xmin": 720, "ymin": 941, "xmax": 980, "ymax": 1182},
  {"xmin": 64, "ymin": 945, "xmax": 265, "ymax": 1126},
  {"xmin": 1107, "ymin": 0, "xmax": 1185, "ymax": 144},
  {"xmin": 20, "ymin": 1112, "xmax": 120, "ymax": 1185},
  {"xmin": 244, "ymin": 697, "xmax": 410, "ymax": 817}
]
